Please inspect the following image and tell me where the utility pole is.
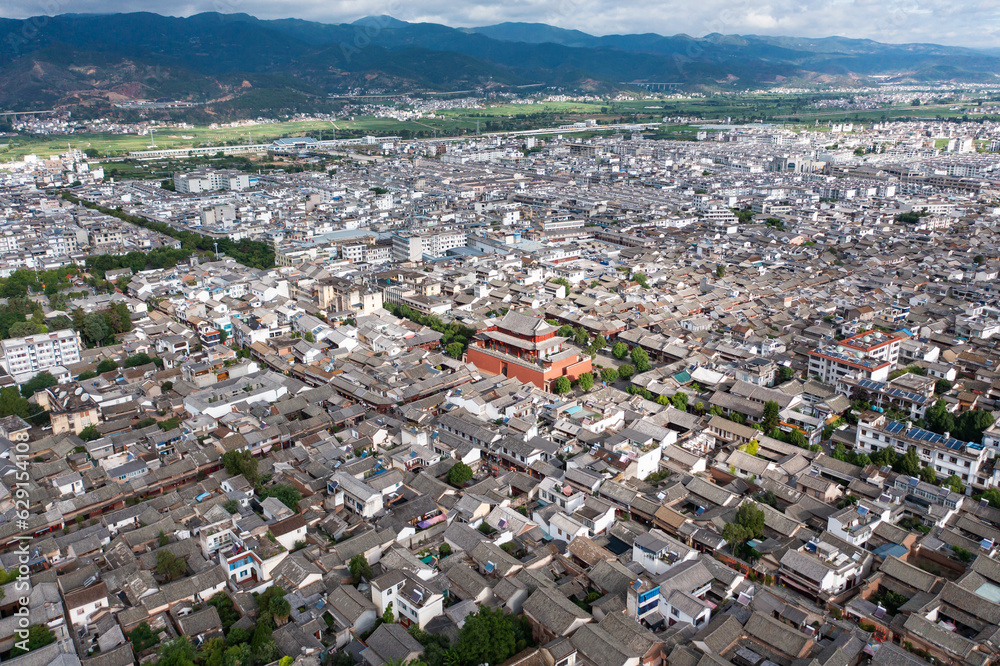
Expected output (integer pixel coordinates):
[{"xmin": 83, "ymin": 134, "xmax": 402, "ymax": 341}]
[{"xmin": 214, "ymin": 240, "xmax": 219, "ymax": 260}]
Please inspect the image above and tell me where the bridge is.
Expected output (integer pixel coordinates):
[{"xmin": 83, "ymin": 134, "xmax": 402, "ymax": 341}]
[
  {"xmin": 624, "ymin": 82, "xmax": 685, "ymax": 91},
  {"xmin": 0, "ymin": 109, "xmax": 58, "ymax": 118}
]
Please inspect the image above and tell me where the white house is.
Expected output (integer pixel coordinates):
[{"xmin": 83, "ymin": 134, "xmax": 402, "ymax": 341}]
[{"xmin": 370, "ymin": 569, "xmax": 444, "ymax": 630}]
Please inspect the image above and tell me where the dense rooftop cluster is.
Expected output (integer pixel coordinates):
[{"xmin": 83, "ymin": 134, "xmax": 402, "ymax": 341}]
[{"xmin": 2, "ymin": 116, "xmax": 1000, "ymax": 666}]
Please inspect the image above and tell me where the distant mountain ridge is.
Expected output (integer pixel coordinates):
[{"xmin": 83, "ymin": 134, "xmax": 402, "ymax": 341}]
[{"xmin": 0, "ymin": 11, "xmax": 997, "ymax": 111}]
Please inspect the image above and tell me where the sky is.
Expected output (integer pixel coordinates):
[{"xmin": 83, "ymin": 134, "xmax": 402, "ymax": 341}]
[{"xmin": 4, "ymin": 0, "xmax": 999, "ymax": 48}]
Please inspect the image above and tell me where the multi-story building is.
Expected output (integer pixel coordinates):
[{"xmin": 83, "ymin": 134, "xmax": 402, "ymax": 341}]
[
  {"xmin": 466, "ymin": 311, "xmax": 592, "ymax": 391},
  {"xmin": 836, "ymin": 374, "xmax": 936, "ymax": 420},
  {"xmin": 35, "ymin": 385, "xmax": 100, "ymax": 435},
  {"xmin": 391, "ymin": 230, "xmax": 467, "ymax": 262},
  {"xmin": 808, "ymin": 329, "xmax": 902, "ymax": 384},
  {"xmin": 856, "ymin": 412, "xmax": 994, "ymax": 488},
  {"xmin": 316, "ymin": 277, "xmax": 383, "ymax": 315},
  {"xmin": 328, "ymin": 472, "xmax": 383, "ymax": 518},
  {"xmin": 174, "ymin": 169, "xmax": 250, "ymax": 193},
  {"xmin": 370, "ymin": 569, "xmax": 443, "ymax": 630},
  {"xmin": 1, "ymin": 329, "xmax": 82, "ymax": 378},
  {"xmin": 779, "ymin": 536, "xmax": 871, "ymax": 602}
]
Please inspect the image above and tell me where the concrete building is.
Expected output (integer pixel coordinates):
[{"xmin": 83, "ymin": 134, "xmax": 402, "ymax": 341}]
[
  {"xmin": 808, "ymin": 329, "xmax": 902, "ymax": 384},
  {"xmin": 1, "ymin": 328, "xmax": 82, "ymax": 377}
]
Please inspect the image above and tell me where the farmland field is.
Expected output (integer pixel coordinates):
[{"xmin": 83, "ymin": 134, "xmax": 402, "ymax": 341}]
[{"xmin": 1, "ymin": 93, "xmax": 994, "ymax": 163}]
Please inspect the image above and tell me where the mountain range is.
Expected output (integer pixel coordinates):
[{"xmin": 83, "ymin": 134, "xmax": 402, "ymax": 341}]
[{"xmin": 1, "ymin": 11, "xmax": 998, "ymax": 112}]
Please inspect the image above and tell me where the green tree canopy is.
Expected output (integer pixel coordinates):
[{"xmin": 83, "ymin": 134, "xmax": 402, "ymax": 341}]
[
  {"xmin": 20, "ymin": 371, "xmax": 57, "ymax": 398},
  {"xmin": 612, "ymin": 341, "xmax": 628, "ymax": 359},
  {"xmin": 221, "ymin": 450, "xmax": 259, "ymax": 484},
  {"xmin": 96, "ymin": 358, "xmax": 118, "ymax": 373},
  {"xmin": 455, "ymin": 607, "xmax": 523, "ymax": 666},
  {"xmin": 350, "ymin": 554, "xmax": 372, "ymax": 584},
  {"xmin": 893, "ymin": 448, "xmax": 921, "ymax": 477},
  {"xmin": 128, "ymin": 621, "xmax": 159, "ymax": 653},
  {"xmin": 761, "ymin": 400, "xmax": 781, "ymax": 433},
  {"xmin": 554, "ymin": 376, "xmax": 571, "ymax": 394},
  {"xmin": 10, "ymin": 624, "xmax": 55, "ymax": 657},
  {"xmin": 157, "ymin": 637, "xmax": 197, "ymax": 666},
  {"xmin": 155, "ymin": 550, "xmax": 187, "ymax": 581},
  {"xmin": 447, "ymin": 462, "xmax": 473, "ymax": 486},
  {"xmin": 577, "ymin": 372, "xmax": 594, "ymax": 391},
  {"xmin": 630, "ymin": 347, "xmax": 651, "ymax": 372}
]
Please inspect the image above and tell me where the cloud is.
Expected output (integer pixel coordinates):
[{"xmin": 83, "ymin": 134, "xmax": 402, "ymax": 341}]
[{"xmin": 1, "ymin": 0, "xmax": 997, "ymax": 47}]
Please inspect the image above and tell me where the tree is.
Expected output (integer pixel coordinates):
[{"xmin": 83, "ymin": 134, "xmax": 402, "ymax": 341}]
[
  {"xmin": 578, "ymin": 372, "xmax": 594, "ymax": 391},
  {"xmin": 226, "ymin": 627, "xmax": 251, "ymax": 647},
  {"xmin": 157, "ymin": 637, "xmax": 197, "ymax": 666},
  {"xmin": 439, "ymin": 543, "xmax": 452, "ymax": 558},
  {"xmin": 870, "ymin": 447, "xmax": 899, "ymax": 469},
  {"xmin": 722, "ymin": 501, "xmax": 765, "ymax": 547},
  {"xmin": 671, "ymin": 392, "xmax": 689, "ymax": 411},
  {"xmin": 738, "ymin": 439, "xmax": 760, "ymax": 456},
  {"xmin": 447, "ymin": 462, "xmax": 473, "ymax": 487},
  {"xmin": 77, "ymin": 370, "xmax": 98, "ymax": 381},
  {"xmin": 8, "ymin": 321, "xmax": 44, "ymax": 337},
  {"xmin": 155, "ymin": 550, "xmax": 187, "ymax": 581},
  {"xmin": 716, "ymin": 263, "xmax": 726, "ymax": 278},
  {"xmin": 96, "ymin": 358, "xmax": 117, "ymax": 373},
  {"xmin": 128, "ymin": 621, "xmax": 159, "ymax": 653},
  {"xmin": 221, "ymin": 450, "xmax": 259, "ymax": 485},
  {"xmin": 383, "ymin": 602, "xmax": 395, "ymax": 624},
  {"xmin": 554, "ymin": 376, "xmax": 571, "ymax": 394},
  {"xmin": 593, "ymin": 335, "xmax": 607, "ymax": 350},
  {"xmin": 222, "ymin": 643, "xmax": 253, "ymax": 666},
  {"xmin": 919, "ymin": 465, "xmax": 937, "ymax": 485},
  {"xmin": 202, "ymin": 638, "xmax": 228, "ymax": 666},
  {"xmin": 601, "ymin": 367, "xmax": 618, "ymax": 383},
  {"xmin": 788, "ymin": 429, "xmax": 808, "ymax": 448},
  {"xmin": 944, "ymin": 474, "xmax": 966, "ymax": 494},
  {"xmin": 82, "ymin": 312, "xmax": 110, "ymax": 345},
  {"xmin": 261, "ymin": 484, "xmax": 301, "ymax": 512},
  {"xmin": 455, "ymin": 607, "xmax": 522, "ymax": 666},
  {"xmin": 612, "ymin": 341, "xmax": 628, "ymax": 359},
  {"xmin": 617, "ymin": 364, "xmax": 634, "ymax": 380},
  {"xmin": 925, "ymin": 399, "xmax": 956, "ymax": 435},
  {"xmin": 893, "ymin": 448, "xmax": 921, "ymax": 477},
  {"xmin": 632, "ymin": 272, "xmax": 650, "ymax": 289},
  {"xmin": 19, "ymin": 371, "xmax": 57, "ymax": 398},
  {"xmin": 445, "ymin": 342, "xmax": 464, "ymax": 359},
  {"xmin": 350, "ymin": 554, "xmax": 372, "ymax": 584},
  {"xmin": 935, "ymin": 378, "xmax": 953, "ymax": 395},
  {"xmin": 10, "ymin": 624, "xmax": 55, "ymax": 657},
  {"xmin": 778, "ymin": 366, "xmax": 795, "ymax": 383},
  {"xmin": 630, "ymin": 347, "xmax": 651, "ymax": 372},
  {"xmin": 974, "ymin": 254, "xmax": 985, "ymax": 264},
  {"xmin": 979, "ymin": 488, "xmax": 1000, "ymax": 508},
  {"xmin": 761, "ymin": 400, "xmax": 781, "ymax": 433},
  {"xmin": 124, "ymin": 352, "xmax": 154, "ymax": 368},
  {"xmin": 209, "ymin": 592, "xmax": 240, "ymax": 631},
  {"xmin": 78, "ymin": 424, "xmax": 100, "ymax": 441},
  {"xmin": 223, "ymin": 499, "xmax": 239, "ymax": 514},
  {"xmin": 574, "ymin": 327, "xmax": 590, "ymax": 347},
  {"xmin": 251, "ymin": 622, "xmax": 276, "ymax": 654},
  {"xmin": 956, "ymin": 410, "xmax": 995, "ymax": 443}
]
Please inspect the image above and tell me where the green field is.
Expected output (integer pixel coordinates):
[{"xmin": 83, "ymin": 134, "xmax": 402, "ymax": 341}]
[{"xmin": 1, "ymin": 93, "xmax": 995, "ymax": 163}]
